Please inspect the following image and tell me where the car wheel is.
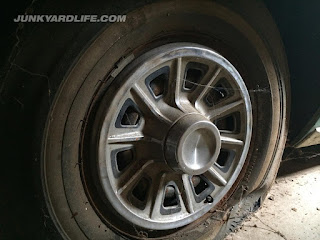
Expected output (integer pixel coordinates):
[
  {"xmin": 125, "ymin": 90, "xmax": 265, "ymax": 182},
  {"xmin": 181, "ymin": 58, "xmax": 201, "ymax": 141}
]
[{"xmin": 2, "ymin": 0, "xmax": 289, "ymax": 239}]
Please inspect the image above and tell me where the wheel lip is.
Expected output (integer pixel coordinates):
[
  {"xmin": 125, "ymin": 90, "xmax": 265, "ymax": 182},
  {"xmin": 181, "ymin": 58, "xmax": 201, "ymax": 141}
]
[{"xmin": 96, "ymin": 42, "xmax": 252, "ymax": 230}]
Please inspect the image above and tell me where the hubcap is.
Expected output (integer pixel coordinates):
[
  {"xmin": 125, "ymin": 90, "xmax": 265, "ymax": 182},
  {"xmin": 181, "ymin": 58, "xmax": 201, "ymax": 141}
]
[{"xmin": 91, "ymin": 43, "xmax": 252, "ymax": 230}]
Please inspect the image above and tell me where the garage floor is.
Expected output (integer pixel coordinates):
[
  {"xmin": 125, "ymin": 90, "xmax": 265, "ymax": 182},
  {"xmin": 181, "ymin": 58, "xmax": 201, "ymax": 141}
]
[{"xmin": 225, "ymin": 147, "xmax": 320, "ymax": 240}]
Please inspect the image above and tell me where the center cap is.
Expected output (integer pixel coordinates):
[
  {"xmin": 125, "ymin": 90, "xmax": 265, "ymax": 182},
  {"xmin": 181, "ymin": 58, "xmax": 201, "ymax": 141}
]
[{"xmin": 165, "ymin": 114, "xmax": 221, "ymax": 175}]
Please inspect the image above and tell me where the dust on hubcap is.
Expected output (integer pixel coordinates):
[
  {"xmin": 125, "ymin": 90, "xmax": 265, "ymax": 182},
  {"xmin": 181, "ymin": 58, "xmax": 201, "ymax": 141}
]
[{"xmin": 94, "ymin": 43, "xmax": 252, "ymax": 230}]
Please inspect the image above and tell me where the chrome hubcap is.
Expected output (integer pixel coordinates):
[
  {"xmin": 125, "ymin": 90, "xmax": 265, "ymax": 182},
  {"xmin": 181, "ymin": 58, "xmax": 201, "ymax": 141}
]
[
  {"xmin": 165, "ymin": 113, "xmax": 221, "ymax": 175},
  {"xmin": 94, "ymin": 43, "xmax": 252, "ymax": 230}
]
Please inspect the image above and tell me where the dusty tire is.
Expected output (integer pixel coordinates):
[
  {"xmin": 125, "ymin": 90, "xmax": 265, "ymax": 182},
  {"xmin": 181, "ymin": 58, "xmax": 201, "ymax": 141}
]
[{"xmin": 1, "ymin": 0, "xmax": 289, "ymax": 239}]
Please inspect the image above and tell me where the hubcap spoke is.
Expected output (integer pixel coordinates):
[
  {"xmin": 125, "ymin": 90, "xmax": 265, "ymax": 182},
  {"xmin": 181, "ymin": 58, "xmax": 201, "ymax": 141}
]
[
  {"xmin": 131, "ymin": 84, "xmax": 172, "ymax": 124},
  {"xmin": 165, "ymin": 58, "xmax": 183, "ymax": 109},
  {"xmin": 165, "ymin": 58, "xmax": 197, "ymax": 113},
  {"xmin": 207, "ymin": 99, "xmax": 244, "ymax": 120},
  {"xmin": 182, "ymin": 174, "xmax": 196, "ymax": 213},
  {"xmin": 220, "ymin": 135, "xmax": 244, "ymax": 148},
  {"xmin": 205, "ymin": 167, "xmax": 227, "ymax": 186},
  {"xmin": 117, "ymin": 160, "xmax": 154, "ymax": 195},
  {"xmin": 108, "ymin": 131, "xmax": 144, "ymax": 144},
  {"xmin": 150, "ymin": 172, "xmax": 167, "ymax": 219},
  {"xmin": 190, "ymin": 67, "xmax": 222, "ymax": 106}
]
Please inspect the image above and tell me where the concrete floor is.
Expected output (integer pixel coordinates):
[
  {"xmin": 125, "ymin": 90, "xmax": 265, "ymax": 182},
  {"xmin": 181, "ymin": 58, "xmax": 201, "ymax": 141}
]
[{"xmin": 225, "ymin": 148, "xmax": 320, "ymax": 240}]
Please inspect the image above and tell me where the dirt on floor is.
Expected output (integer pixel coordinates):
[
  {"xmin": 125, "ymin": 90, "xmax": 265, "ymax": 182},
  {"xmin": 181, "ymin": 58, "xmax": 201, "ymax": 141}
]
[{"xmin": 225, "ymin": 146, "xmax": 320, "ymax": 240}]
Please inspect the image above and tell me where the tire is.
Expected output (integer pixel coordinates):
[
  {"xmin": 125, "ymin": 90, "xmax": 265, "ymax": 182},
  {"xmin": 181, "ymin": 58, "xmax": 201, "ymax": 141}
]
[{"xmin": 1, "ymin": 0, "xmax": 289, "ymax": 239}]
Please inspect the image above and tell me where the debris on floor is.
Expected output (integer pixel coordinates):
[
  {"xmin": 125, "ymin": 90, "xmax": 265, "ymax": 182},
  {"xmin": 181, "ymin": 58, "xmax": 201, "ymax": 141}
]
[{"xmin": 224, "ymin": 153, "xmax": 320, "ymax": 240}]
